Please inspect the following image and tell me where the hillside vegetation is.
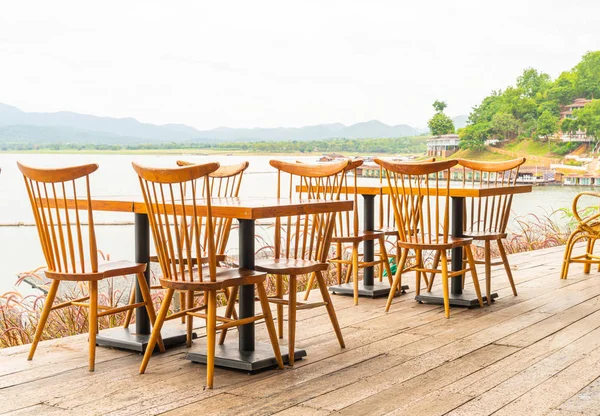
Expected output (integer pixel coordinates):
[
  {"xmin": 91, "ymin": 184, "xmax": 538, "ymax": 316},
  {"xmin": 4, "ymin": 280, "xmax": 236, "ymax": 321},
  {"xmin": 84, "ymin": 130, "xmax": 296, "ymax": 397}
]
[{"xmin": 460, "ymin": 51, "xmax": 600, "ymax": 152}]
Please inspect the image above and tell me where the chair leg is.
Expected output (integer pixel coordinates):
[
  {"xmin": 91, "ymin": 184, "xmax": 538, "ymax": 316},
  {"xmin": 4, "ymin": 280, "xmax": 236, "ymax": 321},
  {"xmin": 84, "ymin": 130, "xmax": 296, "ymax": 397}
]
[
  {"xmin": 303, "ymin": 272, "xmax": 316, "ymax": 301},
  {"xmin": 89, "ymin": 280, "xmax": 98, "ymax": 372},
  {"xmin": 206, "ymin": 290, "xmax": 217, "ymax": 389},
  {"xmin": 428, "ymin": 250, "xmax": 440, "ymax": 291},
  {"xmin": 440, "ymin": 250, "xmax": 450, "ymax": 319},
  {"xmin": 28, "ymin": 280, "xmax": 59, "ymax": 361},
  {"xmin": 276, "ymin": 275, "xmax": 284, "ymax": 339},
  {"xmin": 140, "ymin": 288, "xmax": 173, "ymax": 374},
  {"xmin": 288, "ymin": 275, "xmax": 297, "ymax": 366},
  {"xmin": 336, "ymin": 242, "xmax": 342, "ymax": 284},
  {"xmin": 415, "ymin": 250, "xmax": 423, "ymax": 296},
  {"xmin": 379, "ymin": 236, "xmax": 394, "ymax": 286},
  {"xmin": 497, "ymin": 239, "xmax": 517, "ymax": 296},
  {"xmin": 256, "ymin": 283, "xmax": 284, "ymax": 369},
  {"xmin": 219, "ymin": 286, "xmax": 238, "ymax": 345},
  {"xmin": 561, "ymin": 231, "xmax": 577, "ymax": 279},
  {"xmin": 584, "ymin": 238, "xmax": 597, "ymax": 274},
  {"xmin": 136, "ymin": 273, "xmax": 165, "ymax": 353},
  {"xmin": 179, "ymin": 292, "xmax": 189, "ymax": 324},
  {"xmin": 186, "ymin": 290, "xmax": 194, "ymax": 347},
  {"xmin": 465, "ymin": 245, "xmax": 484, "ymax": 308},
  {"xmin": 315, "ymin": 271, "xmax": 345, "ymax": 348},
  {"xmin": 484, "ymin": 241, "xmax": 492, "ymax": 306},
  {"xmin": 352, "ymin": 242, "xmax": 359, "ymax": 306},
  {"xmin": 344, "ymin": 262, "xmax": 353, "ymax": 284},
  {"xmin": 386, "ymin": 248, "xmax": 407, "ymax": 312},
  {"xmin": 123, "ymin": 283, "xmax": 136, "ymax": 329}
]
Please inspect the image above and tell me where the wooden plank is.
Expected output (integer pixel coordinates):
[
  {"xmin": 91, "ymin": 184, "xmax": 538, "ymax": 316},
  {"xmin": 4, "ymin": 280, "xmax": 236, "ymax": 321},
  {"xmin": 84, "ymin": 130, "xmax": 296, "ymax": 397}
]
[{"xmin": 553, "ymin": 376, "xmax": 600, "ymax": 415}]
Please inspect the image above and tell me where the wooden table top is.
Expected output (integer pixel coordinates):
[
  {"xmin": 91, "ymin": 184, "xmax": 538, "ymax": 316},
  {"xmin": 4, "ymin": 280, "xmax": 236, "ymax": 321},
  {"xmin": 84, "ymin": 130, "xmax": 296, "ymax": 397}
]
[
  {"xmin": 59, "ymin": 196, "xmax": 354, "ymax": 220},
  {"xmin": 298, "ymin": 184, "xmax": 532, "ymax": 197}
]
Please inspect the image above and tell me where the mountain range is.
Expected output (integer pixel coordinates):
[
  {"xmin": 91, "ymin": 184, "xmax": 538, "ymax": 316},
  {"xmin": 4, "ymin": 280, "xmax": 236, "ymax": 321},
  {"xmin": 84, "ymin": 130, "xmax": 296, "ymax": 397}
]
[{"xmin": 0, "ymin": 102, "xmax": 467, "ymax": 144}]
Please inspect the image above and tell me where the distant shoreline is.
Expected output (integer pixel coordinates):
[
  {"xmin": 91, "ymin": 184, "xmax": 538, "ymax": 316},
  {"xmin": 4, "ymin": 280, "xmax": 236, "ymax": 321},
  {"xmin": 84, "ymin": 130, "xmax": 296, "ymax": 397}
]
[{"xmin": 0, "ymin": 149, "xmax": 410, "ymax": 157}]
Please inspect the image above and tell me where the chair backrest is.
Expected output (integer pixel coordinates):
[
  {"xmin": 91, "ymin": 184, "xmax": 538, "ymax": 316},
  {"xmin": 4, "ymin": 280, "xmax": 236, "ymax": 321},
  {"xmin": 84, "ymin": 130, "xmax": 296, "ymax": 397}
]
[
  {"xmin": 177, "ymin": 160, "xmax": 249, "ymax": 254},
  {"xmin": 375, "ymin": 159, "xmax": 458, "ymax": 244},
  {"xmin": 458, "ymin": 158, "xmax": 525, "ymax": 234},
  {"xmin": 337, "ymin": 159, "xmax": 364, "ymax": 238},
  {"xmin": 270, "ymin": 159, "xmax": 349, "ymax": 262},
  {"xmin": 133, "ymin": 162, "xmax": 220, "ymax": 283},
  {"xmin": 378, "ymin": 157, "xmax": 435, "ymax": 231},
  {"xmin": 17, "ymin": 162, "xmax": 99, "ymax": 274}
]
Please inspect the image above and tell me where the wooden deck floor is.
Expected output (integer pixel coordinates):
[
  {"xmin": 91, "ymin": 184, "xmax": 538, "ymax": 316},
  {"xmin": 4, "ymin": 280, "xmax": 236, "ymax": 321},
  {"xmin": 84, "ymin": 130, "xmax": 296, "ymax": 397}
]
[{"xmin": 3, "ymin": 244, "xmax": 600, "ymax": 415}]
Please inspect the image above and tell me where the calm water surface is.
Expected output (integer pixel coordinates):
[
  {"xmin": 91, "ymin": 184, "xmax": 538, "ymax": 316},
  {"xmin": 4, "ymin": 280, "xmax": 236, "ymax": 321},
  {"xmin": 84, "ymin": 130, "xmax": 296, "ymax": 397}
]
[{"xmin": 0, "ymin": 153, "xmax": 589, "ymax": 293}]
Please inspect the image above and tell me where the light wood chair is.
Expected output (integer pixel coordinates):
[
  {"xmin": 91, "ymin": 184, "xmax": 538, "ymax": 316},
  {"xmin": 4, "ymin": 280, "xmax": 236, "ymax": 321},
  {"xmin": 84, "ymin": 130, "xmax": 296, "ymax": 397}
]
[
  {"xmin": 17, "ymin": 162, "xmax": 161, "ymax": 371},
  {"xmin": 428, "ymin": 158, "xmax": 525, "ymax": 304},
  {"xmin": 561, "ymin": 192, "xmax": 600, "ymax": 279},
  {"xmin": 124, "ymin": 161, "xmax": 249, "ymax": 327},
  {"xmin": 375, "ymin": 159, "xmax": 483, "ymax": 318},
  {"xmin": 304, "ymin": 159, "xmax": 394, "ymax": 305},
  {"xmin": 251, "ymin": 159, "xmax": 348, "ymax": 366},
  {"xmin": 133, "ymin": 161, "xmax": 282, "ymax": 388},
  {"xmin": 376, "ymin": 157, "xmax": 435, "ymax": 282}
]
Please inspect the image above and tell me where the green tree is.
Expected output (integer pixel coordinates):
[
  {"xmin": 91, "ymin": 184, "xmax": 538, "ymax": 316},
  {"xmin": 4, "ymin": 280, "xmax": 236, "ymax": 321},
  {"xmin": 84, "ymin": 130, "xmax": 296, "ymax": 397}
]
[
  {"xmin": 570, "ymin": 100, "xmax": 600, "ymax": 141},
  {"xmin": 428, "ymin": 100, "xmax": 455, "ymax": 136},
  {"xmin": 517, "ymin": 68, "xmax": 552, "ymax": 98},
  {"xmin": 574, "ymin": 51, "xmax": 600, "ymax": 99},
  {"xmin": 458, "ymin": 123, "xmax": 489, "ymax": 151},
  {"xmin": 536, "ymin": 110, "xmax": 559, "ymax": 139},
  {"xmin": 432, "ymin": 100, "xmax": 448, "ymax": 113},
  {"xmin": 490, "ymin": 112, "xmax": 518, "ymax": 140}
]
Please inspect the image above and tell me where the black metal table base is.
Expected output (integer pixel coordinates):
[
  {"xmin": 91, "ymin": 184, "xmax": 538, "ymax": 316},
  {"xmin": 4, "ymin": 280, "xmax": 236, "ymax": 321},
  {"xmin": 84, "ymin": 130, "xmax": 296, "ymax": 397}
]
[
  {"xmin": 329, "ymin": 281, "xmax": 409, "ymax": 298},
  {"xmin": 96, "ymin": 327, "xmax": 194, "ymax": 353},
  {"xmin": 186, "ymin": 341, "xmax": 306, "ymax": 372},
  {"xmin": 415, "ymin": 290, "xmax": 498, "ymax": 307}
]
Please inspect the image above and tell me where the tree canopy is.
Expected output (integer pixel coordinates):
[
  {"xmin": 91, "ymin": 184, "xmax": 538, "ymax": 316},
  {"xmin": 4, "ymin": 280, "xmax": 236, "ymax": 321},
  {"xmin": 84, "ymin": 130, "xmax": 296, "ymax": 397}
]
[
  {"xmin": 459, "ymin": 51, "xmax": 600, "ymax": 150},
  {"xmin": 428, "ymin": 100, "xmax": 455, "ymax": 136}
]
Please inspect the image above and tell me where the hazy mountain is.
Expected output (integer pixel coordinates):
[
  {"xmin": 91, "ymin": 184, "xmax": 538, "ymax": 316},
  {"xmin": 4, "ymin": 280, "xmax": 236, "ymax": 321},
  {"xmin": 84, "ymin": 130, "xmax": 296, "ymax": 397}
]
[
  {"xmin": 0, "ymin": 102, "xmax": 427, "ymax": 144},
  {"xmin": 452, "ymin": 115, "xmax": 469, "ymax": 130}
]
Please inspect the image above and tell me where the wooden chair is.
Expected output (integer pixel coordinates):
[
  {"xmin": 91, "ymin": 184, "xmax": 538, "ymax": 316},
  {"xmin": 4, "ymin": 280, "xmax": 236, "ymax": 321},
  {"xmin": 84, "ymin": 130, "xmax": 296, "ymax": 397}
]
[
  {"xmin": 376, "ymin": 157, "xmax": 435, "ymax": 282},
  {"xmin": 133, "ymin": 161, "xmax": 282, "ymax": 388},
  {"xmin": 428, "ymin": 158, "xmax": 525, "ymax": 305},
  {"xmin": 17, "ymin": 162, "xmax": 161, "ymax": 371},
  {"xmin": 251, "ymin": 159, "xmax": 348, "ymax": 366},
  {"xmin": 561, "ymin": 192, "xmax": 600, "ymax": 279},
  {"xmin": 374, "ymin": 159, "xmax": 483, "ymax": 318},
  {"xmin": 124, "ymin": 161, "xmax": 249, "ymax": 327}
]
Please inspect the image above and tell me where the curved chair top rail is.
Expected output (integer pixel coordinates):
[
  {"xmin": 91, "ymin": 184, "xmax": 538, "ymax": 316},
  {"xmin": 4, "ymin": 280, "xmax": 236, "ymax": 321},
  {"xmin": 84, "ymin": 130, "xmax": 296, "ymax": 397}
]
[
  {"xmin": 572, "ymin": 191, "xmax": 600, "ymax": 227},
  {"xmin": 457, "ymin": 157, "xmax": 526, "ymax": 172},
  {"xmin": 17, "ymin": 162, "xmax": 98, "ymax": 183},
  {"xmin": 132, "ymin": 162, "xmax": 220, "ymax": 184},
  {"xmin": 375, "ymin": 158, "xmax": 457, "ymax": 175},
  {"xmin": 176, "ymin": 160, "xmax": 250, "ymax": 178},
  {"xmin": 270, "ymin": 159, "xmax": 349, "ymax": 178}
]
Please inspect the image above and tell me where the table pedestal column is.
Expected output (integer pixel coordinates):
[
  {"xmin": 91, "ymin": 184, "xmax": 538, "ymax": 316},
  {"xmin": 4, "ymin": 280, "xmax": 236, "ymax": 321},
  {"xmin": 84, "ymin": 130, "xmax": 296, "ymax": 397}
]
[
  {"xmin": 187, "ymin": 219, "xmax": 305, "ymax": 372},
  {"xmin": 96, "ymin": 213, "xmax": 189, "ymax": 352}
]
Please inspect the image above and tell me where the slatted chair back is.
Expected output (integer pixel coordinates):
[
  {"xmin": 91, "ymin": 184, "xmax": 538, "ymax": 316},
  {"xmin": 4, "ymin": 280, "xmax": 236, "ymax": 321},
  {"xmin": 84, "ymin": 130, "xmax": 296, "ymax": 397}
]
[
  {"xmin": 133, "ymin": 162, "xmax": 220, "ymax": 283},
  {"xmin": 17, "ymin": 162, "xmax": 100, "ymax": 276},
  {"xmin": 270, "ymin": 159, "xmax": 349, "ymax": 262},
  {"xmin": 374, "ymin": 159, "xmax": 458, "ymax": 244},
  {"xmin": 458, "ymin": 158, "xmax": 525, "ymax": 235},
  {"xmin": 378, "ymin": 158, "xmax": 435, "ymax": 232},
  {"xmin": 177, "ymin": 161, "xmax": 249, "ymax": 255},
  {"xmin": 334, "ymin": 159, "xmax": 363, "ymax": 238}
]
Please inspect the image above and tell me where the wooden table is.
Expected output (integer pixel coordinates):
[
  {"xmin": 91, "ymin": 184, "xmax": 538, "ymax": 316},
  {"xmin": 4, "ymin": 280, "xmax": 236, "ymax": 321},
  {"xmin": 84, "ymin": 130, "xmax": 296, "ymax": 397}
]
[
  {"xmin": 69, "ymin": 195, "xmax": 353, "ymax": 371},
  {"xmin": 326, "ymin": 183, "xmax": 532, "ymax": 306}
]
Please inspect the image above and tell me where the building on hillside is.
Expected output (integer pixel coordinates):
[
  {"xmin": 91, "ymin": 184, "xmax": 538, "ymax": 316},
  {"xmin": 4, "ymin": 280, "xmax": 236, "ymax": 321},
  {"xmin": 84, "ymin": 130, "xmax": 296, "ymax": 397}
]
[
  {"xmin": 560, "ymin": 98, "xmax": 593, "ymax": 142},
  {"xmin": 426, "ymin": 134, "xmax": 460, "ymax": 157}
]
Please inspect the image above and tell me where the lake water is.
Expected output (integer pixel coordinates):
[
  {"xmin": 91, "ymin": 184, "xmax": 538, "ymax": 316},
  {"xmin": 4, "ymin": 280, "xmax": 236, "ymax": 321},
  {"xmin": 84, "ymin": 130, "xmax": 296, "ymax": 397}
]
[{"xmin": 0, "ymin": 153, "xmax": 589, "ymax": 294}]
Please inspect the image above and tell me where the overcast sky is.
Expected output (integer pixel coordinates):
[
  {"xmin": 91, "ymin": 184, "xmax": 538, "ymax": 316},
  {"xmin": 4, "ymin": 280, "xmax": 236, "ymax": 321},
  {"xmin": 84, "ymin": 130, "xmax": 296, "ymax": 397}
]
[{"xmin": 0, "ymin": 0, "xmax": 598, "ymax": 130}]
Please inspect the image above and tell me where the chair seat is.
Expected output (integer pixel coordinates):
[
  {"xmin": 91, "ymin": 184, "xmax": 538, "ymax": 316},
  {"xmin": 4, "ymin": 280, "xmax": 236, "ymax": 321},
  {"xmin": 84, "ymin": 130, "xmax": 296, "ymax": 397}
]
[
  {"xmin": 332, "ymin": 230, "xmax": 385, "ymax": 243},
  {"xmin": 149, "ymin": 254, "xmax": 226, "ymax": 265},
  {"xmin": 256, "ymin": 258, "xmax": 329, "ymax": 275},
  {"xmin": 463, "ymin": 231, "xmax": 507, "ymax": 240},
  {"xmin": 45, "ymin": 260, "xmax": 146, "ymax": 281},
  {"xmin": 398, "ymin": 235, "xmax": 472, "ymax": 250},
  {"xmin": 376, "ymin": 226, "xmax": 399, "ymax": 237},
  {"xmin": 159, "ymin": 268, "xmax": 266, "ymax": 291}
]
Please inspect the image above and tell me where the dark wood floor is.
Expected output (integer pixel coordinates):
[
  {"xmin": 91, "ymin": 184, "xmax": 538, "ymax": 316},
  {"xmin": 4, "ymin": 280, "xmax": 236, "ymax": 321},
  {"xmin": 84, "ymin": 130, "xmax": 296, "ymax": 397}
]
[{"xmin": 2, "ymin": 244, "xmax": 600, "ymax": 415}]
